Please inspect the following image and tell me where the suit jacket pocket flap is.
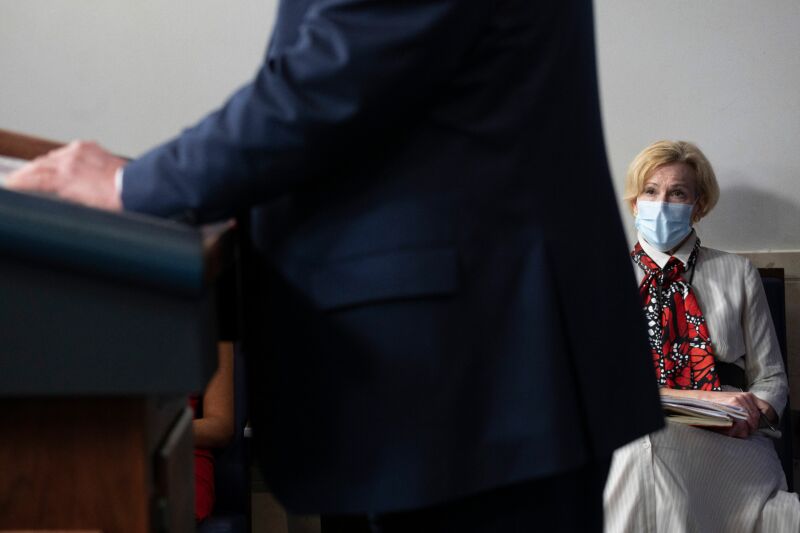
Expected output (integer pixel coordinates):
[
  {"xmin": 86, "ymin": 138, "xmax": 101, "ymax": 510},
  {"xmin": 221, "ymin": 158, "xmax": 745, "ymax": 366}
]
[{"xmin": 310, "ymin": 247, "xmax": 458, "ymax": 310}]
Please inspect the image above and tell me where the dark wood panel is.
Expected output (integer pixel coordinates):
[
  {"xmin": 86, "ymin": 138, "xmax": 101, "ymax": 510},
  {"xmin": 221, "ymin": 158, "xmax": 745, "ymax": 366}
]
[
  {"xmin": 0, "ymin": 398, "xmax": 151, "ymax": 532},
  {"xmin": 0, "ymin": 128, "xmax": 63, "ymax": 160}
]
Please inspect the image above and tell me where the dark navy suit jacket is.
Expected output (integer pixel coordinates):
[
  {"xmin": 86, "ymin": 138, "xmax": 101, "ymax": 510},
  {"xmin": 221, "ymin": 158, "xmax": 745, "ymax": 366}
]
[{"xmin": 122, "ymin": 0, "xmax": 664, "ymax": 514}]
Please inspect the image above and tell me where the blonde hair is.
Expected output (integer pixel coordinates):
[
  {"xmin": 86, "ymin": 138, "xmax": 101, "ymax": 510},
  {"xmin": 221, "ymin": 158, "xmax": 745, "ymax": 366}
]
[{"xmin": 623, "ymin": 140, "xmax": 720, "ymax": 222}]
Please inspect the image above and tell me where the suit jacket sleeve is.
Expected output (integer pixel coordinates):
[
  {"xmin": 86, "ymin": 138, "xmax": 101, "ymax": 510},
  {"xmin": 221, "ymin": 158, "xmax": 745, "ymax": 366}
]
[{"xmin": 121, "ymin": 0, "xmax": 494, "ymax": 221}]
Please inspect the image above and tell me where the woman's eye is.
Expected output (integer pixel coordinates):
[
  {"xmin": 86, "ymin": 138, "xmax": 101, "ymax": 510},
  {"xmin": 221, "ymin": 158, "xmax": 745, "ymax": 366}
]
[
  {"xmin": 644, "ymin": 188, "xmax": 656, "ymax": 195},
  {"xmin": 671, "ymin": 190, "xmax": 686, "ymax": 198}
]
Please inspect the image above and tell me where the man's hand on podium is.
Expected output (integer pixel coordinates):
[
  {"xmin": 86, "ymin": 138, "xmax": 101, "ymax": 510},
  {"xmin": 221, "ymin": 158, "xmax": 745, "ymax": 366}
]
[{"xmin": 5, "ymin": 140, "xmax": 125, "ymax": 212}]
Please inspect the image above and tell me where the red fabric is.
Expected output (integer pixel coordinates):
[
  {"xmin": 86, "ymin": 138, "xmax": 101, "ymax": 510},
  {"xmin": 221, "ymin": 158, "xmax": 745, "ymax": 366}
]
[
  {"xmin": 189, "ymin": 395, "xmax": 215, "ymax": 522},
  {"xmin": 631, "ymin": 240, "xmax": 721, "ymax": 391},
  {"xmin": 194, "ymin": 448, "xmax": 215, "ymax": 522}
]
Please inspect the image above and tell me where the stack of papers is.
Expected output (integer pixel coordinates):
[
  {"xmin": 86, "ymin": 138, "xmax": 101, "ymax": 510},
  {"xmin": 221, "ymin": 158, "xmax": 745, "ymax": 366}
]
[
  {"xmin": 0, "ymin": 155, "xmax": 27, "ymax": 187},
  {"xmin": 661, "ymin": 396, "xmax": 749, "ymax": 428}
]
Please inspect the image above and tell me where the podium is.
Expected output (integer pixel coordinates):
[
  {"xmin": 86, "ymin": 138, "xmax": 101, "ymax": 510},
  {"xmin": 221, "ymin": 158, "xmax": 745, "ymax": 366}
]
[{"xmin": 0, "ymin": 129, "xmax": 239, "ymax": 532}]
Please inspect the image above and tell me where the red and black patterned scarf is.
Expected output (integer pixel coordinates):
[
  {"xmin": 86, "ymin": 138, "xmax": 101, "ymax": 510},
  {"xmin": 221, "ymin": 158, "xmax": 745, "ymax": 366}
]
[{"xmin": 631, "ymin": 239, "xmax": 721, "ymax": 391}]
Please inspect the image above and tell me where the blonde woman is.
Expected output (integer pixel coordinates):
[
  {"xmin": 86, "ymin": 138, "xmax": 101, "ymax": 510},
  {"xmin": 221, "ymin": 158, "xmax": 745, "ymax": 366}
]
[{"xmin": 603, "ymin": 140, "xmax": 800, "ymax": 532}]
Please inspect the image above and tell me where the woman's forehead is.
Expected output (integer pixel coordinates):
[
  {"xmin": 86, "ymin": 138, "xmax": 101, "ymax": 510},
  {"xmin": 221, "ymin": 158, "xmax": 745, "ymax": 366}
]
[{"xmin": 645, "ymin": 163, "xmax": 696, "ymax": 186}]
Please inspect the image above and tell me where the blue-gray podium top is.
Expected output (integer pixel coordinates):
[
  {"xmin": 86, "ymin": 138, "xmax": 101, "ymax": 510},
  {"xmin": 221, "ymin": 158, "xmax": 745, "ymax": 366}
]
[{"xmin": 0, "ymin": 185, "xmax": 234, "ymax": 396}]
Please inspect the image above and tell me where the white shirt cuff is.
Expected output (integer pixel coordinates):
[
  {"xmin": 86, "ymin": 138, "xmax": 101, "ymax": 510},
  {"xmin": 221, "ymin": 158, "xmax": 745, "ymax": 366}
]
[{"xmin": 114, "ymin": 167, "xmax": 124, "ymax": 195}]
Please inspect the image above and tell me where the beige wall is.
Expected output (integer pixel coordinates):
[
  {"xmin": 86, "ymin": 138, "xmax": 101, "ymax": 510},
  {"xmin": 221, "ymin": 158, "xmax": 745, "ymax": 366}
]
[{"xmin": 0, "ymin": 0, "xmax": 277, "ymax": 157}]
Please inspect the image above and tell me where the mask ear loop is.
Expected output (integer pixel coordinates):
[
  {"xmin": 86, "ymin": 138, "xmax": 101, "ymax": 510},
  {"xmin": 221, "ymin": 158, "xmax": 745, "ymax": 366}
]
[
  {"xmin": 687, "ymin": 201, "xmax": 699, "ymax": 285},
  {"xmin": 685, "ymin": 228, "xmax": 699, "ymax": 285}
]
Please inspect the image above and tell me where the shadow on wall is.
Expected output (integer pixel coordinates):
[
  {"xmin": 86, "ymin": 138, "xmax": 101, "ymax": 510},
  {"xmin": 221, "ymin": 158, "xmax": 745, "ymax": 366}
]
[{"xmin": 696, "ymin": 181, "xmax": 800, "ymax": 252}]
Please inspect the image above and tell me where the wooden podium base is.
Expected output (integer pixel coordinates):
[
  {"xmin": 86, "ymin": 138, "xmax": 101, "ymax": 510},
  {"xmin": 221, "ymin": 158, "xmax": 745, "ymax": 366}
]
[{"xmin": 0, "ymin": 397, "xmax": 194, "ymax": 533}]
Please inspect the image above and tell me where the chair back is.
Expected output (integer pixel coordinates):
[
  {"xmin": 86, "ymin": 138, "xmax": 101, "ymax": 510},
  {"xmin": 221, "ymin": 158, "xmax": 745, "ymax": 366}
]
[{"xmin": 759, "ymin": 267, "xmax": 793, "ymax": 491}]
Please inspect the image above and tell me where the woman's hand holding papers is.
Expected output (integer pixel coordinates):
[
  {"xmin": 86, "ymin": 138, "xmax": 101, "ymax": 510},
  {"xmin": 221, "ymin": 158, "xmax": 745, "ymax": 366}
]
[{"xmin": 660, "ymin": 388, "xmax": 776, "ymax": 439}]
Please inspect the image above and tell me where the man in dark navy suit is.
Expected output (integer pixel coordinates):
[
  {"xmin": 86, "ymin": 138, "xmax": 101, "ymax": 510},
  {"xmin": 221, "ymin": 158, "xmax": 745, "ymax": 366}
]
[{"xmin": 8, "ymin": 0, "xmax": 663, "ymax": 529}]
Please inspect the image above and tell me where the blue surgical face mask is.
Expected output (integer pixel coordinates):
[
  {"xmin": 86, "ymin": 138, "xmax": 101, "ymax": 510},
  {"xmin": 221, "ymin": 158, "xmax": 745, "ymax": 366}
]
[{"xmin": 635, "ymin": 200, "xmax": 694, "ymax": 252}]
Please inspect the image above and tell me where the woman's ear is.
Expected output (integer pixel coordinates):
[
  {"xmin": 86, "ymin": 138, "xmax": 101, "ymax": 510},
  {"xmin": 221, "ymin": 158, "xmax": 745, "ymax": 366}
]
[{"xmin": 631, "ymin": 199, "xmax": 639, "ymax": 217}]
